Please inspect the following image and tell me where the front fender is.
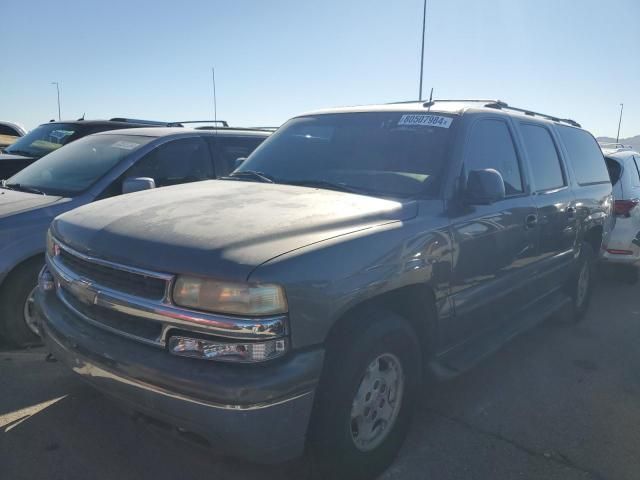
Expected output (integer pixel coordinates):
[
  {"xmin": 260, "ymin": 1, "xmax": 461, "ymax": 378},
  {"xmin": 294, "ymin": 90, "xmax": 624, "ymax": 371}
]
[
  {"xmin": 0, "ymin": 221, "xmax": 50, "ymax": 285},
  {"xmin": 249, "ymin": 214, "xmax": 452, "ymax": 349}
]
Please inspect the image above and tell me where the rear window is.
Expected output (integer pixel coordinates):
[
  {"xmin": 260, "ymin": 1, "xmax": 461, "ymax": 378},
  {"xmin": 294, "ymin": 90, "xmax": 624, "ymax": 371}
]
[{"xmin": 556, "ymin": 126, "xmax": 609, "ymax": 185}]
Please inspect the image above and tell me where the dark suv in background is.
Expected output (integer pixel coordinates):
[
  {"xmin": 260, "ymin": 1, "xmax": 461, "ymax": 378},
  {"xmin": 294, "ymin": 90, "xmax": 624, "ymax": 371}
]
[
  {"xmin": 0, "ymin": 126, "xmax": 270, "ymax": 346},
  {"xmin": 37, "ymin": 100, "xmax": 612, "ymax": 479},
  {"xmin": 0, "ymin": 118, "xmax": 170, "ymax": 179}
]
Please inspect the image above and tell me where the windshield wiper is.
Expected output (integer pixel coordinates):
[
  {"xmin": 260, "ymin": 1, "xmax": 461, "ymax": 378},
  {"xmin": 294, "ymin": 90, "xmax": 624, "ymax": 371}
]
[
  {"xmin": 4, "ymin": 149, "xmax": 33, "ymax": 157},
  {"xmin": 2, "ymin": 182, "xmax": 46, "ymax": 195},
  {"xmin": 281, "ymin": 179, "xmax": 364, "ymax": 194},
  {"xmin": 225, "ymin": 170, "xmax": 275, "ymax": 183}
]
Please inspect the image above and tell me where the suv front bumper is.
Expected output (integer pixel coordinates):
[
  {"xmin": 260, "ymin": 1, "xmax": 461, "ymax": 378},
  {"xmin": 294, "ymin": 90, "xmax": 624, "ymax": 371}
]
[{"xmin": 36, "ymin": 289, "xmax": 324, "ymax": 464}]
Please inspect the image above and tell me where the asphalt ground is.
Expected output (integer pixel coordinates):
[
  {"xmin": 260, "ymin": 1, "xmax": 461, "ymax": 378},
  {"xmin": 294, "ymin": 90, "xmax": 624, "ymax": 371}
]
[{"xmin": 1, "ymin": 277, "xmax": 639, "ymax": 480}]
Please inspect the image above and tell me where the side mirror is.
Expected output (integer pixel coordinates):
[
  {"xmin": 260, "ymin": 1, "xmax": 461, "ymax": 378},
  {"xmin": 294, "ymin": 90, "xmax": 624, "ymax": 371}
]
[
  {"xmin": 122, "ymin": 177, "xmax": 156, "ymax": 194},
  {"xmin": 465, "ymin": 168, "xmax": 505, "ymax": 205},
  {"xmin": 234, "ymin": 157, "xmax": 247, "ymax": 169}
]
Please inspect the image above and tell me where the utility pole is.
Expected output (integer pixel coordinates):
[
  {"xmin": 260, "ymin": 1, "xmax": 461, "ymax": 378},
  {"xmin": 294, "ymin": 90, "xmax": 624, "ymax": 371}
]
[
  {"xmin": 616, "ymin": 103, "xmax": 624, "ymax": 143},
  {"xmin": 51, "ymin": 82, "xmax": 61, "ymax": 121},
  {"xmin": 418, "ymin": 0, "xmax": 427, "ymax": 101}
]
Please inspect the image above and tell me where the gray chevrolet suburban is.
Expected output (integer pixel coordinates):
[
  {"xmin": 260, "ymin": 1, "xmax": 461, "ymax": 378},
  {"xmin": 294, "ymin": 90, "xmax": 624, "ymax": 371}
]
[{"xmin": 36, "ymin": 100, "xmax": 612, "ymax": 479}]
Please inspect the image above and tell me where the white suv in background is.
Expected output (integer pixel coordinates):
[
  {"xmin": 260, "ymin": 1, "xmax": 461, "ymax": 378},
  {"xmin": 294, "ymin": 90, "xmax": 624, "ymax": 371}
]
[{"xmin": 602, "ymin": 144, "xmax": 640, "ymax": 282}]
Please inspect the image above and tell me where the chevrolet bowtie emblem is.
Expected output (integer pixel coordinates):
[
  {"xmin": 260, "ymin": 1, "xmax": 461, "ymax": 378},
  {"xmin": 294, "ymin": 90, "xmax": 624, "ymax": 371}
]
[{"xmin": 68, "ymin": 280, "xmax": 98, "ymax": 306}]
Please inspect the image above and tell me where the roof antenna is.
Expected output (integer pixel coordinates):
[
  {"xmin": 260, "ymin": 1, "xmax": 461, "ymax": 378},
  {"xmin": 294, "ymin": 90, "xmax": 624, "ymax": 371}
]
[
  {"xmin": 77, "ymin": 113, "xmax": 85, "ymax": 121},
  {"xmin": 427, "ymin": 88, "xmax": 434, "ymax": 110},
  {"xmin": 211, "ymin": 67, "xmax": 218, "ymax": 134}
]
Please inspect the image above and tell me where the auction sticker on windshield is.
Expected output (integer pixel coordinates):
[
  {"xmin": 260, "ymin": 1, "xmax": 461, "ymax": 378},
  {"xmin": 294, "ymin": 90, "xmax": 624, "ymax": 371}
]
[{"xmin": 398, "ymin": 114, "xmax": 453, "ymax": 128}]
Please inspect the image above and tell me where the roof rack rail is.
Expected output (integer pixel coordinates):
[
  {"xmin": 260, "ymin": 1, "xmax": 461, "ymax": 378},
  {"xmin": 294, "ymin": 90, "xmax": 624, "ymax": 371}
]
[
  {"xmin": 175, "ymin": 120, "xmax": 229, "ymax": 128},
  {"xmin": 247, "ymin": 126, "xmax": 279, "ymax": 131},
  {"xmin": 418, "ymin": 99, "xmax": 582, "ymax": 128},
  {"xmin": 109, "ymin": 118, "xmax": 177, "ymax": 126}
]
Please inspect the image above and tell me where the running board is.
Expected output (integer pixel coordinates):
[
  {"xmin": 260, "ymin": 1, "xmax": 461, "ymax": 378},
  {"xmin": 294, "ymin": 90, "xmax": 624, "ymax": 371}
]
[{"xmin": 427, "ymin": 292, "xmax": 572, "ymax": 380}]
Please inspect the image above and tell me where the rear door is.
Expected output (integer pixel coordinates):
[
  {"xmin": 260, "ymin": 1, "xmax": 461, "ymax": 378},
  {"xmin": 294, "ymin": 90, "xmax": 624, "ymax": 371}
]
[
  {"xmin": 517, "ymin": 122, "xmax": 576, "ymax": 295},
  {"xmin": 448, "ymin": 117, "xmax": 539, "ymax": 343}
]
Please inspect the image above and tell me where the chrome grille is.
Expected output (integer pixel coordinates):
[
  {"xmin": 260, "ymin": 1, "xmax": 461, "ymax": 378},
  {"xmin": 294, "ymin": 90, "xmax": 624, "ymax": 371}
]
[
  {"xmin": 60, "ymin": 287, "xmax": 163, "ymax": 343},
  {"xmin": 58, "ymin": 248, "xmax": 167, "ymax": 300}
]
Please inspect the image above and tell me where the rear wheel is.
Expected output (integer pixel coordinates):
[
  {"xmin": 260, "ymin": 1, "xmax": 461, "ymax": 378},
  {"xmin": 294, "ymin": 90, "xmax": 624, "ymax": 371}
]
[
  {"xmin": 0, "ymin": 257, "xmax": 44, "ymax": 347},
  {"xmin": 310, "ymin": 309, "xmax": 421, "ymax": 479},
  {"xmin": 567, "ymin": 242, "xmax": 596, "ymax": 321}
]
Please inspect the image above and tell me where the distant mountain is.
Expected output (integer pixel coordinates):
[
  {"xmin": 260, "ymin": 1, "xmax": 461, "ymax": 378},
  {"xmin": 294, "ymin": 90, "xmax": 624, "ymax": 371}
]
[{"xmin": 597, "ymin": 135, "xmax": 640, "ymax": 151}]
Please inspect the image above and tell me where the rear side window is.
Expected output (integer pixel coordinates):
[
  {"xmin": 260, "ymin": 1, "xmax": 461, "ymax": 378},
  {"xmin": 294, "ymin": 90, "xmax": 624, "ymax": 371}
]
[
  {"xmin": 520, "ymin": 124, "xmax": 565, "ymax": 191},
  {"xmin": 556, "ymin": 126, "xmax": 609, "ymax": 185},
  {"xmin": 465, "ymin": 119, "xmax": 523, "ymax": 195}
]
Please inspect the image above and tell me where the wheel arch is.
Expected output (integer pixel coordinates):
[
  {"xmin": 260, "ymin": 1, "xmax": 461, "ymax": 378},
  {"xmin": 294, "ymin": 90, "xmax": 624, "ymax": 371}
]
[{"xmin": 325, "ymin": 282, "xmax": 438, "ymax": 364}]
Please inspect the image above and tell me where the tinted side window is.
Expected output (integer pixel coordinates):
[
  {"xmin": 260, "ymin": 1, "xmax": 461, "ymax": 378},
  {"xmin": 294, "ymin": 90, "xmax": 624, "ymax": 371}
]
[
  {"xmin": 520, "ymin": 124, "xmax": 564, "ymax": 191},
  {"xmin": 466, "ymin": 119, "xmax": 523, "ymax": 195},
  {"xmin": 556, "ymin": 126, "xmax": 608, "ymax": 185},
  {"xmin": 209, "ymin": 136, "xmax": 265, "ymax": 176},
  {"xmin": 127, "ymin": 137, "xmax": 213, "ymax": 187}
]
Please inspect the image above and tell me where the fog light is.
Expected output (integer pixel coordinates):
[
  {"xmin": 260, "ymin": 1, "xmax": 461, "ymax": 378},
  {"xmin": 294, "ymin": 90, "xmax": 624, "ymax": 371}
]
[
  {"xmin": 38, "ymin": 268, "xmax": 55, "ymax": 292},
  {"xmin": 168, "ymin": 335, "xmax": 288, "ymax": 363}
]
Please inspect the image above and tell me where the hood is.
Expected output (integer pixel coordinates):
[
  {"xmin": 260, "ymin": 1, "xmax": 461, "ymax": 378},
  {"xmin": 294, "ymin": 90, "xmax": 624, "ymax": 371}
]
[
  {"xmin": 0, "ymin": 189, "xmax": 64, "ymax": 218},
  {"xmin": 52, "ymin": 180, "xmax": 417, "ymax": 281}
]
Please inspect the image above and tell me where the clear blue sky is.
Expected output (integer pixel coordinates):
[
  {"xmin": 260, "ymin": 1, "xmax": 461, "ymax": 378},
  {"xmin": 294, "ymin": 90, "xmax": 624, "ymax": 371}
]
[{"xmin": 2, "ymin": 0, "xmax": 638, "ymax": 137}]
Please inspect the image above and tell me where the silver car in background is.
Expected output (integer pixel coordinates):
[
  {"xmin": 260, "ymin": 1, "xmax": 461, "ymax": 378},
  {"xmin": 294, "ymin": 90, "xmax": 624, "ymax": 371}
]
[{"xmin": 602, "ymin": 144, "xmax": 640, "ymax": 281}]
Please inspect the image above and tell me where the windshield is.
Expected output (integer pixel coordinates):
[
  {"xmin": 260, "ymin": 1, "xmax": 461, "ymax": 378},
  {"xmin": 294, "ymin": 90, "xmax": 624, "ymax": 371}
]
[
  {"xmin": 236, "ymin": 112, "xmax": 455, "ymax": 198},
  {"xmin": 5, "ymin": 134, "xmax": 154, "ymax": 196},
  {"xmin": 4, "ymin": 123, "xmax": 85, "ymax": 158}
]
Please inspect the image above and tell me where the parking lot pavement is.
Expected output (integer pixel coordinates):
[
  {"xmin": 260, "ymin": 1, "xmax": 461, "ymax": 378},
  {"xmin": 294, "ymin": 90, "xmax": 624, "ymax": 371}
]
[{"xmin": 2, "ymin": 279, "xmax": 639, "ymax": 480}]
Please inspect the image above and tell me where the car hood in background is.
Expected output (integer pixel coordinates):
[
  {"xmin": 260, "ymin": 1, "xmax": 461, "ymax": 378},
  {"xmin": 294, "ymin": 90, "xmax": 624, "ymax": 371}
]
[
  {"xmin": 52, "ymin": 180, "xmax": 418, "ymax": 281},
  {"xmin": 0, "ymin": 189, "xmax": 64, "ymax": 218}
]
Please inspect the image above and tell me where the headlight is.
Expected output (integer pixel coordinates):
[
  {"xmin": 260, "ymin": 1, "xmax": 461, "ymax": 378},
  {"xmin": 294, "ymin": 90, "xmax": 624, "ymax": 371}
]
[
  {"xmin": 46, "ymin": 230, "xmax": 60, "ymax": 257},
  {"xmin": 172, "ymin": 276, "xmax": 288, "ymax": 316}
]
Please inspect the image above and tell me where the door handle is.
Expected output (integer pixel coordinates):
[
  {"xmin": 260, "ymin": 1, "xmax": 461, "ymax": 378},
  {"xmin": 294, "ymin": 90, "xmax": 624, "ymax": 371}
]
[{"xmin": 525, "ymin": 214, "xmax": 538, "ymax": 229}]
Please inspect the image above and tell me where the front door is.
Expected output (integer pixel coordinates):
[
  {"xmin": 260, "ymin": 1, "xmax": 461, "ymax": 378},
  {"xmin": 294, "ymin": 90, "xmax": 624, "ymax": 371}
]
[{"xmin": 447, "ymin": 118, "xmax": 538, "ymax": 345}]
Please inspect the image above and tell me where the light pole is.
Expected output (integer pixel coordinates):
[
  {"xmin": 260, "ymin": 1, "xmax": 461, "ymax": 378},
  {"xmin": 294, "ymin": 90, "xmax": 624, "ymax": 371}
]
[
  {"xmin": 616, "ymin": 103, "xmax": 624, "ymax": 143},
  {"xmin": 51, "ymin": 82, "xmax": 61, "ymax": 121},
  {"xmin": 418, "ymin": 0, "xmax": 427, "ymax": 101}
]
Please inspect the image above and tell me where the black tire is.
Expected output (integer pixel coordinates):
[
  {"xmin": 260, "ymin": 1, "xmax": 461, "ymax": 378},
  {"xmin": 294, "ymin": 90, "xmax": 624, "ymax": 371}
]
[
  {"xmin": 567, "ymin": 242, "xmax": 596, "ymax": 321},
  {"xmin": 0, "ymin": 257, "xmax": 44, "ymax": 347},
  {"xmin": 310, "ymin": 309, "xmax": 421, "ymax": 480}
]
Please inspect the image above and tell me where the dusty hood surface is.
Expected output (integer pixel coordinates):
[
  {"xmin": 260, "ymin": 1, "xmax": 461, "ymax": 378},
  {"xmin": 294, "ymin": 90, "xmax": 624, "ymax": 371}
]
[
  {"xmin": 52, "ymin": 180, "xmax": 417, "ymax": 280},
  {"xmin": 0, "ymin": 189, "xmax": 63, "ymax": 218}
]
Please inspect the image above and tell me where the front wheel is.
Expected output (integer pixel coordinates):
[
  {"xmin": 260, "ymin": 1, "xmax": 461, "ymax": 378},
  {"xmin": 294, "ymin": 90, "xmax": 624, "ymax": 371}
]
[
  {"xmin": 0, "ymin": 258, "xmax": 44, "ymax": 347},
  {"xmin": 310, "ymin": 310, "xmax": 421, "ymax": 479}
]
